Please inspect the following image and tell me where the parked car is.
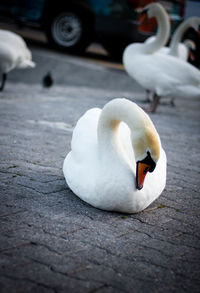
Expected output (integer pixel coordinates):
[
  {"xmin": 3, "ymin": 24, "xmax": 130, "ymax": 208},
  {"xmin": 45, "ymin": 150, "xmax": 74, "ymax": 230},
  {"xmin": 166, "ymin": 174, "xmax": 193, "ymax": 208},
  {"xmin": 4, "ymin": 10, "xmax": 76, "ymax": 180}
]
[{"xmin": 0, "ymin": 0, "xmax": 185, "ymax": 57}]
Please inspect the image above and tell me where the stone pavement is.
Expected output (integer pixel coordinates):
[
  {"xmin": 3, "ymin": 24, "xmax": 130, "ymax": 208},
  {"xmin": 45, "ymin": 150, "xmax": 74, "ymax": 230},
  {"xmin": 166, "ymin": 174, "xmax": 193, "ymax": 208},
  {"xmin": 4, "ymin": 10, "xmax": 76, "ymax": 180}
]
[{"xmin": 0, "ymin": 48, "xmax": 200, "ymax": 292}]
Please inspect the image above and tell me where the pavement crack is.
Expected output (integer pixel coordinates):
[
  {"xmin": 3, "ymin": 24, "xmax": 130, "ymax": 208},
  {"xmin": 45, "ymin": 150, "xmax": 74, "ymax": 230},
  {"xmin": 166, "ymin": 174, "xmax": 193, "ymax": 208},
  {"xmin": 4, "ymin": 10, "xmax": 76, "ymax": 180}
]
[
  {"xmin": 87, "ymin": 284, "xmax": 110, "ymax": 293},
  {"xmin": 0, "ymin": 241, "xmax": 32, "ymax": 253},
  {"xmin": 0, "ymin": 209, "xmax": 27, "ymax": 218},
  {"xmin": 16, "ymin": 182, "xmax": 44, "ymax": 194},
  {"xmin": 116, "ymin": 229, "xmax": 153, "ymax": 239},
  {"xmin": 1, "ymin": 273, "xmax": 57, "ymax": 292},
  {"xmin": 28, "ymin": 241, "xmax": 64, "ymax": 256}
]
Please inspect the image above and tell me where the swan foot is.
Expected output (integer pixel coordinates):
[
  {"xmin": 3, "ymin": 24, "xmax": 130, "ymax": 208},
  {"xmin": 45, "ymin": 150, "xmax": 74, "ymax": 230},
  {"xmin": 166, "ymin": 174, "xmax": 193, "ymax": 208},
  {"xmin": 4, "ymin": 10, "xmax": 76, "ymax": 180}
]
[
  {"xmin": 143, "ymin": 94, "xmax": 160, "ymax": 113},
  {"xmin": 0, "ymin": 73, "xmax": 7, "ymax": 92},
  {"xmin": 141, "ymin": 90, "xmax": 152, "ymax": 103},
  {"xmin": 160, "ymin": 97, "xmax": 176, "ymax": 107}
]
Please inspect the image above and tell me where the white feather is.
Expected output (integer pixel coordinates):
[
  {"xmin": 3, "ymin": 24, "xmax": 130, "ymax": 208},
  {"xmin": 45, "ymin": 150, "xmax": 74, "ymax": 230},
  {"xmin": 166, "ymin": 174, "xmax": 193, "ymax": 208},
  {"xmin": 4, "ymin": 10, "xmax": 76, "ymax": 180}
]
[
  {"xmin": 0, "ymin": 29, "xmax": 35, "ymax": 74},
  {"xmin": 63, "ymin": 98, "xmax": 167, "ymax": 213}
]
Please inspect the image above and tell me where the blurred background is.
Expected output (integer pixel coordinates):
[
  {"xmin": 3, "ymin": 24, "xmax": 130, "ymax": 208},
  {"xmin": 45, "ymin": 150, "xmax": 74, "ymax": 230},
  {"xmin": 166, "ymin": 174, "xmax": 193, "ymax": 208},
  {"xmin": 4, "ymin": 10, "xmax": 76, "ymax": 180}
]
[{"xmin": 0, "ymin": 0, "xmax": 198, "ymax": 65}]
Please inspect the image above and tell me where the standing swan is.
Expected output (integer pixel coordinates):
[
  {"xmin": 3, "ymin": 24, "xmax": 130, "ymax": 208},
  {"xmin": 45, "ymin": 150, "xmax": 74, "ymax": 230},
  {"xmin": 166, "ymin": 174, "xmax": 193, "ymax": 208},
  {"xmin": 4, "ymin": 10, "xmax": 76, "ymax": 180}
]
[
  {"xmin": 123, "ymin": 3, "xmax": 200, "ymax": 112},
  {"xmin": 0, "ymin": 29, "xmax": 35, "ymax": 91},
  {"xmin": 63, "ymin": 99, "xmax": 167, "ymax": 214}
]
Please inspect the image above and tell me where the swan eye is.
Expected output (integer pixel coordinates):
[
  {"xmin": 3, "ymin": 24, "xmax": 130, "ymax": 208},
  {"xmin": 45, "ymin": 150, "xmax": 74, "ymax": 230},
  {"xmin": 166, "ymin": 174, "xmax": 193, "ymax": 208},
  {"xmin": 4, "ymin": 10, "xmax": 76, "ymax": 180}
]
[
  {"xmin": 145, "ymin": 151, "xmax": 156, "ymax": 172},
  {"xmin": 142, "ymin": 8, "xmax": 148, "ymax": 14}
]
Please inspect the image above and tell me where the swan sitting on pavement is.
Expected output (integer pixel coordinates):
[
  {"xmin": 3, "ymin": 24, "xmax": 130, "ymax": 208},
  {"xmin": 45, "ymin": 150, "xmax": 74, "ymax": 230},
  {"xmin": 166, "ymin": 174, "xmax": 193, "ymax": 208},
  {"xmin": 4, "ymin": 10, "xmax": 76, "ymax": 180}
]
[
  {"xmin": 123, "ymin": 3, "xmax": 200, "ymax": 112},
  {"xmin": 63, "ymin": 98, "xmax": 166, "ymax": 214},
  {"xmin": 0, "ymin": 29, "xmax": 35, "ymax": 91}
]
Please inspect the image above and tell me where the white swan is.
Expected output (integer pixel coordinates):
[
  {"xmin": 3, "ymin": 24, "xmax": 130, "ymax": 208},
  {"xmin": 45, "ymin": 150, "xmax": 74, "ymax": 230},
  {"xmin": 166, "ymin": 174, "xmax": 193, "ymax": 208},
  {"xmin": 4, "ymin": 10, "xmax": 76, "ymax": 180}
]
[
  {"xmin": 168, "ymin": 17, "xmax": 200, "ymax": 60},
  {"xmin": 146, "ymin": 37, "xmax": 196, "ymax": 63},
  {"xmin": 123, "ymin": 3, "xmax": 200, "ymax": 112},
  {"xmin": 145, "ymin": 16, "xmax": 200, "ymax": 61},
  {"xmin": 0, "ymin": 29, "xmax": 35, "ymax": 91},
  {"xmin": 63, "ymin": 98, "xmax": 167, "ymax": 214}
]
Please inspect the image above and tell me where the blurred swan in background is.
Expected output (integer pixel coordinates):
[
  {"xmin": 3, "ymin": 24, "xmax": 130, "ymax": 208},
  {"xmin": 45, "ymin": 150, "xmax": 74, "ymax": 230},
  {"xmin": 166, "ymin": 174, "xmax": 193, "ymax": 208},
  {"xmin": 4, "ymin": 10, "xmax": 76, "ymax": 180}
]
[
  {"xmin": 123, "ymin": 3, "xmax": 200, "ymax": 113},
  {"xmin": 0, "ymin": 29, "xmax": 35, "ymax": 91}
]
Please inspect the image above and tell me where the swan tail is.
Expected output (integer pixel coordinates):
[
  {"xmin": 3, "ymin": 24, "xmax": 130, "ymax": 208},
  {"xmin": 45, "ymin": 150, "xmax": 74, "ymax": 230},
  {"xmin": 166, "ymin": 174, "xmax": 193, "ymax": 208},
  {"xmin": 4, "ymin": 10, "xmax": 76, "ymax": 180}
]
[
  {"xmin": 25, "ymin": 60, "xmax": 36, "ymax": 68},
  {"xmin": 19, "ymin": 59, "xmax": 36, "ymax": 68}
]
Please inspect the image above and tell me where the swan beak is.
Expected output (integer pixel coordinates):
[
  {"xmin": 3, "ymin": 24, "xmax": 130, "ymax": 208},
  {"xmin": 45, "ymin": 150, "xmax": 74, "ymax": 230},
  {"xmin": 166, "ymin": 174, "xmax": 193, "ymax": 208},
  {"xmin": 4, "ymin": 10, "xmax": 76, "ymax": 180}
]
[
  {"xmin": 138, "ymin": 9, "xmax": 148, "ymax": 25},
  {"xmin": 136, "ymin": 162, "xmax": 150, "ymax": 190},
  {"xmin": 189, "ymin": 51, "xmax": 195, "ymax": 62}
]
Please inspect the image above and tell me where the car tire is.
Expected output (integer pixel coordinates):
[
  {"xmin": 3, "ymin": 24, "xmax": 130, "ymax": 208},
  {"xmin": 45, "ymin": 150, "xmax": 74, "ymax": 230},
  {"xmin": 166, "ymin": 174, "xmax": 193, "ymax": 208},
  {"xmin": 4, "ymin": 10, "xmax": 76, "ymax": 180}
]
[{"xmin": 46, "ymin": 10, "xmax": 92, "ymax": 53}]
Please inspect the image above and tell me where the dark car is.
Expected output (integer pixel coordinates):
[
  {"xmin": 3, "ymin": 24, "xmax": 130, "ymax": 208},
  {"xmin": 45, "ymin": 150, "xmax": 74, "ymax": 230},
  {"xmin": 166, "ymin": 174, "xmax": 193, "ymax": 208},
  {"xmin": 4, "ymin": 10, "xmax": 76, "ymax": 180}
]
[{"xmin": 0, "ymin": 0, "xmax": 185, "ymax": 56}]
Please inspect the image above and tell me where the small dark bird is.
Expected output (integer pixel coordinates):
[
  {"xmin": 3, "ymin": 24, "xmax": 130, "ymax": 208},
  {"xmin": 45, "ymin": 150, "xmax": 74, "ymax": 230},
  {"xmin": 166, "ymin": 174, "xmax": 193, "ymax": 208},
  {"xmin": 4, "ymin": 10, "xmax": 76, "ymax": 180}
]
[
  {"xmin": 0, "ymin": 73, "xmax": 7, "ymax": 91},
  {"xmin": 42, "ymin": 71, "xmax": 53, "ymax": 88}
]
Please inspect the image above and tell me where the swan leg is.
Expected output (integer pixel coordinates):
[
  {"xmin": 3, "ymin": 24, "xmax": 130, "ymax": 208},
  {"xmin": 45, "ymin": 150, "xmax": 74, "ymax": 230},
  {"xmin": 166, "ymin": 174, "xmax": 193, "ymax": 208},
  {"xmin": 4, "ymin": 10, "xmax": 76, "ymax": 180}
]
[
  {"xmin": 143, "ymin": 89, "xmax": 152, "ymax": 103},
  {"xmin": 146, "ymin": 90, "xmax": 150, "ymax": 103},
  {"xmin": 0, "ymin": 73, "xmax": 7, "ymax": 91},
  {"xmin": 170, "ymin": 97, "xmax": 176, "ymax": 107},
  {"xmin": 145, "ymin": 93, "xmax": 160, "ymax": 113}
]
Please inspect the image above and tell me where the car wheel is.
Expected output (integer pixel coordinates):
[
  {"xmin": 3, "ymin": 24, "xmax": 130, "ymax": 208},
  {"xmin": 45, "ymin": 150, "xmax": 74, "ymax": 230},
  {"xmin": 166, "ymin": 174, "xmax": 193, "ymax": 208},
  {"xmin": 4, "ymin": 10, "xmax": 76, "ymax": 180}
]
[{"xmin": 46, "ymin": 11, "xmax": 92, "ymax": 53}]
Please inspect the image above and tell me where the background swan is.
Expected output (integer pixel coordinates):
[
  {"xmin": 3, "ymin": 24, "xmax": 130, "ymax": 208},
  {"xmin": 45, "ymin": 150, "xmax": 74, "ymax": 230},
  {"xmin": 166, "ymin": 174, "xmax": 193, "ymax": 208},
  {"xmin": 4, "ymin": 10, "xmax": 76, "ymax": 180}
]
[
  {"xmin": 145, "ymin": 16, "xmax": 200, "ymax": 61},
  {"xmin": 144, "ymin": 17, "xmax": 199, "ymax": 104},
  {"xmin": 0, "ymin": 29, "xmax": 35, "ymax": 91},
  {"xmin": 63, "ymin": 98, "xmax": 166, "ymax": 214},
  {"xmin": 123, "ymin": 3, "xmax": 200, "ymax": 112}
]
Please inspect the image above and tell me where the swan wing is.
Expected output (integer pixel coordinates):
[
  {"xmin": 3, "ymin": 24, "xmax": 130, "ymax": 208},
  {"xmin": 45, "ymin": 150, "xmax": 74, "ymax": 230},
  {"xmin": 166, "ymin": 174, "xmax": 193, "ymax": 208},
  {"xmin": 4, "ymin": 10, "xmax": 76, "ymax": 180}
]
[
  {"xmin": 0, "ymin": 30, "xmax": 27, "ymax": 49},
  {"xmin": 0, "ymin": 30, "xmax": 34, "ymax": 68},
  {"xmin": 70, "ymin": 108, "xmax": 101, "ymax": 159},
  {"xmin": 177, "ymin": 43, "xmax": 188, "ymax": 60},
  {"xmin": 128, "ymin": 53, "xmax": 200, "ymax": 96},
  {"xmin": 153, "ymin": 53, "xmax": 200, "ymax": 86},
  {"xmin": 63, "ymin": 108, "xmax": 102, "ymax": 200},
  {"xmin": 69, "ymin": 109, "xmax": 134, "ymax": 164},
  {"xmin": 0, "ymin": 43, "xmax": 18, "ymax": 72}
]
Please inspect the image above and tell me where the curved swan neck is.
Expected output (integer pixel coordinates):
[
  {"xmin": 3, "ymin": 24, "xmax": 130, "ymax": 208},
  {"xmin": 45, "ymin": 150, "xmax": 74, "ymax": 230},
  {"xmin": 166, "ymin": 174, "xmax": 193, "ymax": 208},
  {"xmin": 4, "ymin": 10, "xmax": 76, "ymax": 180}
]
[
  {"xmin": 144, "ymin": 5, "xmax": 170, "ymax": 53},
  {"xmin": 97, "ymin": 99, "xmax": 159, "ymax": 161},
  {"xmin": 169, "ymin": 17, "xmax": 200, "ymax": 56}
]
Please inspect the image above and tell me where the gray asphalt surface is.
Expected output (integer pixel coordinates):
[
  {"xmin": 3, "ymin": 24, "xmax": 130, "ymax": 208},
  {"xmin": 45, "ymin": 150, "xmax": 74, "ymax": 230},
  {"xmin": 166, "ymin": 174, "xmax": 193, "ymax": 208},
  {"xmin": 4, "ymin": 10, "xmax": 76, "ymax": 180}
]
[{"xmin": 0, "ymin": 44, "xmax": 200, "ymax": 293}]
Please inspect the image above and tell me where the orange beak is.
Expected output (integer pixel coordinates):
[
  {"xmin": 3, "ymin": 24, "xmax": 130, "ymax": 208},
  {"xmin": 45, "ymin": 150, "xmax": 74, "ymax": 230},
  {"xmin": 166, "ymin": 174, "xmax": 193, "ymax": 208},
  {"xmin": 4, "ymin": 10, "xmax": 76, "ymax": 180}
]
[
  {"xmin": 138, "ymin": 10, "xmax": 148, "ymax": 25},
  {"xmin": 136, "ymin": 162, "xmax": 150, "ymax": 190},
  {"xmin": 189, "ymin": 50, "xmax": 195, "ymax": 62}
]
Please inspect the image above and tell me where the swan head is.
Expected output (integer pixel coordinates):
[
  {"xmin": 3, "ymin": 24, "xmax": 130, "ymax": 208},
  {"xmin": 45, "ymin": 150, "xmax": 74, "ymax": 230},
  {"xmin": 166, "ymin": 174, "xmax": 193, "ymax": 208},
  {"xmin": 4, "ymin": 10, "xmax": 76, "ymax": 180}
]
[
  {"xmin": 187, "ymin": 16, "xmax": 200, "ymax": 31},
  {"xmin": 183, "ymin": 39, "xmax": 196, "ymax": 62},
  {"xmin": 98, "ymin": 98, "xmax": 161, "ymax": 191},
  {"xmin": 132, "ymin": 123, "xmax": 160, "ymax": 190},
  {"xmin": 142, "ymin": 3, "xmax": 166, "ymax": 20},
  {"xmin": 183, "ymin": 39, "xmax": 196, "ymax": 51}
]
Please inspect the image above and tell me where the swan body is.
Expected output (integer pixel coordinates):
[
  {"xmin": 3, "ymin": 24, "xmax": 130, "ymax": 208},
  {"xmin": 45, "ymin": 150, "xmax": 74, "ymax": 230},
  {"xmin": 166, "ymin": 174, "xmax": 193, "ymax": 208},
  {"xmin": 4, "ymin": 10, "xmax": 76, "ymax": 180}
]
[
  {"xmin": 145, "ymin": 17, "xmax": 200, "ymax": 61},
  {"xmin": 0, "ymin": 29, "xmax": 35, "ymax": 90},
  {"xmin": 124, "ymin": 47, "xmax": 200, "ymax": 98},
  {"xmin": 145, "ymin": 37, "xmax": 194, "ymax": 61},
  {"xmin": 123, "ymin": 4, "xmax": 200, "ymax": 106},
  {"xmin": 63, "ymin": 99, "xmax": 167, "ymax": 213},
  {"xmin": 0, "ymin": 29, "xmax": 35, "ymax": 69}
]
